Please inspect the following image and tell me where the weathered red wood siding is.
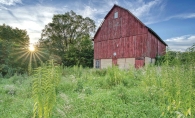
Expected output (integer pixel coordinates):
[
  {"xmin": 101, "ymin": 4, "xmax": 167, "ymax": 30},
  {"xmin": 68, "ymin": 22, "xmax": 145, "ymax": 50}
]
[
  {"xmin": 145, "ymin": 31, "xmax": 166, "ymax": 58},
  {"xmin": 94, "ymin": 5, "xmax": 166, "ymax": 61}
]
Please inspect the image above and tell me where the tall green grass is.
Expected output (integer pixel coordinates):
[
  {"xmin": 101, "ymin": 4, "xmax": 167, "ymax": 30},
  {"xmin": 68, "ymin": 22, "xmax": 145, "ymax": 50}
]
[
  {"xmin": 0, "ymin": 52, "xmax": 194, "ymax": 117},
  {"xmin": 141, "ymin": 52, "xmax": 195, "ymax": 117},
  {"xmin": 141, "ymin": 64, "xmax": 194, "ymax": 117}
]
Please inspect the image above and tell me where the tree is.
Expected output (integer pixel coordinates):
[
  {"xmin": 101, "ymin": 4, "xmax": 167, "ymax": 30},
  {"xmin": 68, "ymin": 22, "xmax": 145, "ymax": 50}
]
[
  {"xmin": 64, "ymin": 35, "xmax": 94, "ymax": 67},
  {"xmin": 39, "ymin": 10, "xmax": 95, "ymax": 66},
  {"xmin": 0, "ymin": 24, "xmax": 30, "ymax": 76}
]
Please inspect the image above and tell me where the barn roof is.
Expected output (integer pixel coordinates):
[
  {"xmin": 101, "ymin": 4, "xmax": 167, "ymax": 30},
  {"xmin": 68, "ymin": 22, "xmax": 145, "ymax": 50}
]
[{"xmin": 94, "ymin": 4, "xmax": 167, "ymax": 46}]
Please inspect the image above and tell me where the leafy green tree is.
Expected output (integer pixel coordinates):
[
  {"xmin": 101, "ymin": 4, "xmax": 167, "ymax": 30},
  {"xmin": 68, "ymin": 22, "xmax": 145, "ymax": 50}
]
[
  {"xmin": 39, "ymin": 10, "xmax": 95, "ymax": 66},
  {"xmin": 64, "ymin": 35, "xmax": 94, "ymax": 67},
  {"xmin": 0, "ymin": 24, "xmax": 30, "ymax": 76}
]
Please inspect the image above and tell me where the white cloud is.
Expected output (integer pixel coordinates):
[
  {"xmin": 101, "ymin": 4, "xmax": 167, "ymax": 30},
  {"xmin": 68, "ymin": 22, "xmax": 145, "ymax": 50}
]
[
  {"xmin": 70, "ymin": 0, "xmax": 119, "ymax": 27},
  {"xmin": 145, "ymin": 12, "xmax": 195, "ymax": 25},
  {"xmin": 165, "ymin": 13, "xmax": 195, "ymax": 21},
  {"xmin": 106, "ymin": 0, "xmax": 118, "ymax": 6},
  {"xmin": 123, "ymin": 0, "xmax": 163, "ymax": 18},
  {"xmin": 0, "ymin": 5, "xmax": 7, "ymax": 10},
  {"xmin": 76, "ymin": 5, "xmax": 97, "ymax": 19},
  {"xmin": 185, "ymin": 13, "xmax": 195, "ymax": 18},
  {"xmin": 124, "ymin": 1, "xmax": 194, "ymax": 25},
  {"xmin": 165, "ymin": 35, "xmax": 195, "ymax": 51},
  {"xmin": 0, "ymin": 5, "xmax": 64, "ymax": 43},
  {"xmin": 118, "ymin": 0, "xmax": 167, "ymax": 25},
  {"xmin": 0, "ymin": 0, "xmax": 22, "ymax": 6}
]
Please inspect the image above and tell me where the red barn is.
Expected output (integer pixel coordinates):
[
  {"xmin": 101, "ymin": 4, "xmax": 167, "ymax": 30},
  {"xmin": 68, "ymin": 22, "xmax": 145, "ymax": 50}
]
[{"xmin": 93, "ymin": 4, "xmax": 167, "ymax": 69}]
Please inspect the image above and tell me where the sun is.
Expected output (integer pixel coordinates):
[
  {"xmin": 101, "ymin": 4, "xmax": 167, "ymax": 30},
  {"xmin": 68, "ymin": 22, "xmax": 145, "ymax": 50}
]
[{"xmin": 29, "ymin": 45, "xmax": 35, "ymax": 52}]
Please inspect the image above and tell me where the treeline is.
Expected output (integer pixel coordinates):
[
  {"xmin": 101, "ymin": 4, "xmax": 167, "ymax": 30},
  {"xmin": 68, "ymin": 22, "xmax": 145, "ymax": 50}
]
[
  {"xmin": 0, "ymin": 11, "xmax": 95, "ymax": 77},
  {"xmin": 156, "ymin": 44, "xmax": 195, "ymax": 66}
]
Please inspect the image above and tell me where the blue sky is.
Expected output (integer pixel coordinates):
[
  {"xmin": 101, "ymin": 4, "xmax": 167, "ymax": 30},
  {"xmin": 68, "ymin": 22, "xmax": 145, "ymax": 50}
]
[{"xmin": 0, "ymin": 0, "xmax": 195, "ymax": 51}]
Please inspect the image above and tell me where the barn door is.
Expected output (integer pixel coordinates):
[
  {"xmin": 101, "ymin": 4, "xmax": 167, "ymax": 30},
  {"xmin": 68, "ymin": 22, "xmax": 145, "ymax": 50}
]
[
  {"xmin": 112, "ymin": 58, "xmax": 117, "ymax": 66},
  {"xmin": 135, "ymin": 58, "xmax": 144, "ymax": 68}
]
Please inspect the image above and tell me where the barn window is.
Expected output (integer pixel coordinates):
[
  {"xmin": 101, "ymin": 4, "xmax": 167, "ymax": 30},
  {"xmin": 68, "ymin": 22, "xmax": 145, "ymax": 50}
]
[
  {"xmin": 114, "ymin": 12, "xmax": 118, "ymax": 18},
  {"xmin": 95, "ymin": 60, "xmax": 100, "ymax": 68}
]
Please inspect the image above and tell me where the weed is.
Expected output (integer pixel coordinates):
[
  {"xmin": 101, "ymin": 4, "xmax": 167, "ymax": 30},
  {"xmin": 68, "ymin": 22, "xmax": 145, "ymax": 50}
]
[{"xmin": 32, "ymin": 60, "xmax": 62, "ymax": 118}]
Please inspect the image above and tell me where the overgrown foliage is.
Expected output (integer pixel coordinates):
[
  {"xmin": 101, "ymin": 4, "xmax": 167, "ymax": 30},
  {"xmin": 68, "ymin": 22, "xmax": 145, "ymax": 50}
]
[{"xmin": 32, "ymin": 60, "xmax": 62, "ymax": 118}]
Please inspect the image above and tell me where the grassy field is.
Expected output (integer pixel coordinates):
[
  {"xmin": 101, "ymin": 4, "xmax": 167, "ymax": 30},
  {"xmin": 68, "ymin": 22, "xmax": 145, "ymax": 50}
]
[{"xmin": 0, "ymin": 64, "xmax": 195, "ymax": 117}]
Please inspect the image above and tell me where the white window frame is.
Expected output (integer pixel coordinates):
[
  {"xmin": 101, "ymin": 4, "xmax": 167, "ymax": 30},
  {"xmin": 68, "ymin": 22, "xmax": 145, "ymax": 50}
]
[{"xmin": 114, "ymin": 12, "xmax": 118, "ymax": 19}]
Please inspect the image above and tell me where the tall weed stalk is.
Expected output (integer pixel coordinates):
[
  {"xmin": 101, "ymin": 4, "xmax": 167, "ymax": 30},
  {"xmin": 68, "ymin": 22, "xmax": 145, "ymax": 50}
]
[{"xmin": 32, "ymin": 60, "xmax": 62, "ymax": 118}]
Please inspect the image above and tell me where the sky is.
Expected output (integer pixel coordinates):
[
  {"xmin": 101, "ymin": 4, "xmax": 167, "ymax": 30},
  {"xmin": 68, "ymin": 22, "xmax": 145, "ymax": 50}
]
[{"xmin": 0, "ymin": 0, "xmax": 195, "ymax": 51}]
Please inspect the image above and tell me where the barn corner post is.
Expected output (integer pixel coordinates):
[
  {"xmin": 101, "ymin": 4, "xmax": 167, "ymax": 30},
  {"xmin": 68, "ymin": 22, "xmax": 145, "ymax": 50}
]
[{"xmin": 93, "ymin": 4, "xmax": 167, "ymax": 69}]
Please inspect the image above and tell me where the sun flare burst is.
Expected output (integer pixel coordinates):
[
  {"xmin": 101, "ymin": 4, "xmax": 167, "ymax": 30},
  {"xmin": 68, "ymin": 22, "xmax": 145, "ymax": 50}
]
[
  {"xmin": 29, "ymin": 45, "xmax": 35, "ymax": 52},
  {"xmin": 12, "ymin": 43, "xmax": 49, "ymax": 70}
]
